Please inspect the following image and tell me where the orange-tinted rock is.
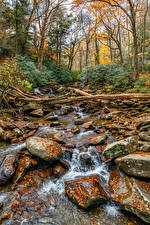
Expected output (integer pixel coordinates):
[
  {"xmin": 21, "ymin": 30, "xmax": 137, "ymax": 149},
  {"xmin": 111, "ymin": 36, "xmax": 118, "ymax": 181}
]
[
  {"xmin": 53, "ymin": 165, "xmax": 66, "ymax": 178},
  {"xmin": 109, "ymin": 169, "xmax": 150, "ymax": 224},
  {"xmin": 65, "ymin": 175, "xmax": 109, "ymax": 209},
  {"xmin": 26, "ymin": 137, "xmax": 63, "ymax": 161},
  {"xmin": 13, "ymin": 156, "xmax": 37, "ymax": 183},
  {"xmin": 0, "ymin": 154, "xmax": 18, "ymax": 185},
  {"xmin": 90, "ymin": 135, "xmax": 107, "ymax": 145},
  {"xmin": 38, "ymin": 168, "xmax": 52, "ymax": 178}
]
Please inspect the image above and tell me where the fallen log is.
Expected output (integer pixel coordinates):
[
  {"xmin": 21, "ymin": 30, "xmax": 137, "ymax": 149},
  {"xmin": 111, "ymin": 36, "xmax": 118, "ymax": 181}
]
[
  {"xmin": 47, "ymin": 93, "xmax": 150, "ymax": 105},
  {"xmin": 68, "ymin": 87, "xmax": 93, "ymax": 96}
]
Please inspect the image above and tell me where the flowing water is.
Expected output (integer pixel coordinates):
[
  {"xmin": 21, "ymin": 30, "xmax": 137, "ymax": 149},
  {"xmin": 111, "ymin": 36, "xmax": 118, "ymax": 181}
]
[{"xmin": 0, "ymin": 106, "xmax": 145, "ymax": 225}]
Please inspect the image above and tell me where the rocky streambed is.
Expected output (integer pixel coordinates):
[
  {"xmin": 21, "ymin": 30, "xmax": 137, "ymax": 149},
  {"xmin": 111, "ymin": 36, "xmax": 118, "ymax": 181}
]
[{"xmin": 0, "ymin": 86, "xmax": 149, "ymax": 224}]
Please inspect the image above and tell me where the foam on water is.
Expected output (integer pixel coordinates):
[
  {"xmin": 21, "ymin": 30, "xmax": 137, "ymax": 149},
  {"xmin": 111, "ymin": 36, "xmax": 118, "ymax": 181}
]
[
  {"xmin": 0, "ymin": 193, "xmax": 8, "ymax": 202},
  {"xmin": 105, "ymin": 203, "xmax": 120, "ymax": 217},
  {"xmin": 0, "ymin": 142, "xmax": 26, "ymax": 155}
]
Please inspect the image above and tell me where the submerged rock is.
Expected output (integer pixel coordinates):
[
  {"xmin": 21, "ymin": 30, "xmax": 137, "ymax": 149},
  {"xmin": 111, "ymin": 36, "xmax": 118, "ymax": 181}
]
[
  {"xmin": 109, "ymin": 169, "xmax": 150, "ymax": 224},
  {"xmin": 115, "ymin": 153, "xmax": 150, "ymax": 177},
  {"xmin": 65, "ymin": 174, "xmax": 109, "ymax": 209},
  {"xmin": 26, "ymin": 137, "xmax": 63, "ymax": 161},
  {"xmin": 0, "ymin": 154, "xmax": 18, "ymax": 184},
  {"xmin": 101, "ymin": 136, "xmax": 138, "ymax": 162}
]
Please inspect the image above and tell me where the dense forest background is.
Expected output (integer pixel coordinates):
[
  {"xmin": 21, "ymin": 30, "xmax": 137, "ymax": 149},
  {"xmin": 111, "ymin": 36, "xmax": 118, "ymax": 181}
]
[{"xmin": 0, "ymin": 0, "xmax": 150, "ymax": 92}]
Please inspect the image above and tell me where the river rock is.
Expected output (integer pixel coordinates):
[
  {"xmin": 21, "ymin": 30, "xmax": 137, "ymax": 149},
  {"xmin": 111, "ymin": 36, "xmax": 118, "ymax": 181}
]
[
  {"xmin": 115, "ymin": 153, "xmax": 150, "ymax": 177},
  {"xmin": 45, "ymin": 114, "xmax": 58, "ymax": 121},
  {"xmin": 139, "ymin": 132, "xmax": 150, "ymax": 142},
  {"xmin": 71, "ymin": 125, "xmax": 80, "ymax": 134},
  {"xmin": 0, "ymin": 154, "xmax": 18, "ymax": 185},
  {"xmin": 23, "ymin": 103, "xmax": 41, "ymax": 112},
  {"xmin": 82, "ymin": 121, "xmax": 93, "ymax": 129},
  {"xmin": 0, "ymin": 127, "xmax": 4, "ymax": 140},
  {"xmin": 109, "ymin": 169, "xmax": 150, "ymax": 224},
  {"xmin": 13, "ymin": 156, "xmax": 37, "ymax": 183},
  {"xmin": 65, "ymin": 174, "xmax": 109, "ymax": 209},
  {"xmin": 136, "ymin": 119, "xmax": 150, "ymax": 130},
  {"xmin": 60, "ymin": 106, "xmax": 74, "ymax": 115},
  {"xmin": 30, "ymin": 109, "xmax": 44, "ymax": 117},
  {"xmin": 104, "ymin": 106, "xmax": 110, "ymax": 114},
  {"xmin": 53, "ymin": 165, "xmax": 66, "ymax": 178},
  {"xmin": 90, "ymin": 135, "xmax": 107, "ymax": 145},
  {"xmin": 139, "ymin": 142, "xmax": 150, "ymax": 152},
  {"xmin": 26, "ymin": 137, "xmax": 63, "ymax": 161},
  {"xmin": 79, "ymin": 153, "xmax": 94, "ymax": 168},
  {"xmin": 101, "ymin": 136, "xmax": 138, "ymax": 162},
  {"xmin": 74, "ymin": 119, "xmax": 84, "ymax": 125}
]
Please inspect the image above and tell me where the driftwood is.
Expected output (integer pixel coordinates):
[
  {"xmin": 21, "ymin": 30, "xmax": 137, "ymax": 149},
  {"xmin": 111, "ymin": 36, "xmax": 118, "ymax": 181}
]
[{"xmin": 1, "ymin": 85, "xmax": 150, "ymax": 106}]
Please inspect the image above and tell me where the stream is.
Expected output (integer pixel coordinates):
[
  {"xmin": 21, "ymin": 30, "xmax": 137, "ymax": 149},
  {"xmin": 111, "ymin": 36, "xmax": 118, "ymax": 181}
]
[{"xmin": 0, "ymin": 104, "xmax": 146, "ymax": 225}]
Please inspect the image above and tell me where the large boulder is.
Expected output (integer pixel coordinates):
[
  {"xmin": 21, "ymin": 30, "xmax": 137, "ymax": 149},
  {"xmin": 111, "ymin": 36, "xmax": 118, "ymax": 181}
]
[
  {"xmin": 115, "ymin": 153, "xmax": 150, "ymax": 177},
  {"xmin": 26, "ymin": 137, "xmax": 63, "ymax": 161},
  {"xmin": 101, "ymin": 136, "xmax": 138, "ymax": 162},
  {"xmin": 65, "ymin": 175, "xmax": 109, "ymax": 209},
  {"xmin": 109, "ymin": 169, "xmax": 150, "ymax": 224},
  {"xmin": 0, "ymin": 154, "xmax": 18, "ymax": 185}
]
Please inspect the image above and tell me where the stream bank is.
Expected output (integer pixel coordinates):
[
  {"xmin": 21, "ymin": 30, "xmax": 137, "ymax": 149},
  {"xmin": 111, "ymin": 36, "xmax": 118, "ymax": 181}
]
[{"xmin": 0, "ymin": 85, "xmax": 149, "ymax": 224}]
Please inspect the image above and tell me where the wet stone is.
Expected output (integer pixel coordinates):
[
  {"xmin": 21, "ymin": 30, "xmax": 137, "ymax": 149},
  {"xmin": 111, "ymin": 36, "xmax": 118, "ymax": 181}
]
[
  {"xmin": 109, "ymin": 169, "xmax": 150, "ymax": 224},
  {"xmin": 23, "ymin": 103, "xmax": 41, "ymax": 112},
  {"xmin": 0, "ymin": 154, "xmax": 18, "ymax": 185},
  {"xmin": 65, "ymin": 174, "xmax": 109, "ymax": 209},
  {"xmin": 0, "ymin": 127, "xmax": 4, "ymax": 140},
  {"xmin": 79, "ymin": 153, "xmax": 94, "ymax": 168},
  {"xmin": 30, "ymin": 109, "xmax": 44, "ymax": 117},
  {"xmin": 53, "ymin": 165, "xmax": 67, "ymax": 178},
  {"xmin": 45, "ymin": 114, "xmax": 58, "ymax": 121},
  {"xmin": 26, "ymin": 137, "xmax": 63, "ymax": 161},
  {"xmin": 101, "ymin": 136, "xmax": 138, "ymax": 162},
  {"xmin": 74, "ymin": 119, "xmax": 84, "ymax": 125},
  {"xmin": 71, "ymin": 125, "xmax": 80, "ymax": 134},
  {"xmin": 115, "ymin": 153, "xmax": 150, "ymax": 178},
  {"xmin": 90, "ymin": 135, "xmax": 107, "ymax": 145},
  {"xmin": 139, "ymin": 132, "xmax": 150, "ymax": 142},
  {"xmin": 13, "ymin": 156, "xmax": 37, "ymax": 183}
]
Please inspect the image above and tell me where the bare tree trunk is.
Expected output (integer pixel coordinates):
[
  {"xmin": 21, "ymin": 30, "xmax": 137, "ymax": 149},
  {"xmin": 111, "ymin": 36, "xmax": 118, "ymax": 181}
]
[
  {"xmin": 142, "ymin": 0, "xmax": 149, "ymax": 71},
  {"xmin": 95, "ymin": 37, "xmax": 100, "ymax": 65},
  {"xmin": 85, "ymin": 40, "xmax": 90, "ymax": 66},
  {"xmin": 79, "ymin": 44, "xmax": 83, "ymax": 72}
]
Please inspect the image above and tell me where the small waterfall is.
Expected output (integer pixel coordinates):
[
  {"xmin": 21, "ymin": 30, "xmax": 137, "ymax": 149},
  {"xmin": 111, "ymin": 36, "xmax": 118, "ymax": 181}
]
[
  {"xmin": 34, "ymin": 87, "xmax": 43, "ymax": 95},
  {"xmin": 38, "ymin": 146, "xmax": 110, "ymax": 198},
  {"xmin": 0, "ymin": 142, "xmax": 26, "ymax": 155}
]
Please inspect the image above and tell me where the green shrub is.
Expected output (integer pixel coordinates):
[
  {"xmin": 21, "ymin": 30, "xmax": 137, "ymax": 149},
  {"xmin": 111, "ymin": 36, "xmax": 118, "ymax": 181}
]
[
  {"xmin": 134, "ymin": 74, "xmax": 150, "ymax": 93},
  {"xmin": 71, "ymin": 70, "xmax": 81, "ymax": 81},
  {"xmin": 16, "ymin": 55, "xmax": 72, "ymax": 86},
  {"xmin": 81, "ymin": 63, "xmax": 133, "ymax": 91},
  {"xmin": 0, "ymin": 58, "xmax": 33, "ymax": 91},
  {"xmin": 43, "ymin": 59, "xmax": 72, "ymax": 83},
  {"xmin": 0, "ymin": 58, "xmax": 24, "ymax": 87}
]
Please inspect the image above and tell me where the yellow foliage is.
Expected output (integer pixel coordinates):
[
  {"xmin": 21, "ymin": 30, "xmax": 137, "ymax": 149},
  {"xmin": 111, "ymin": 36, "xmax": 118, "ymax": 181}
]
[{"xmin": 99, "ymin": 43, "xmax": 111, "ymax": 64}]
